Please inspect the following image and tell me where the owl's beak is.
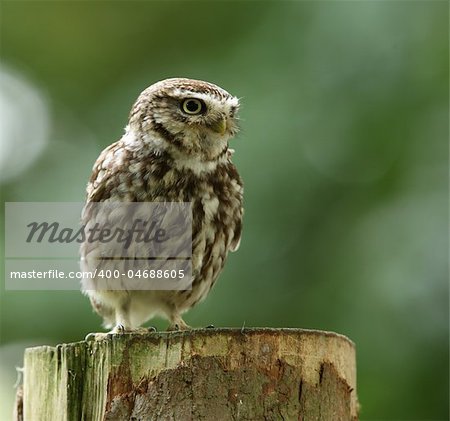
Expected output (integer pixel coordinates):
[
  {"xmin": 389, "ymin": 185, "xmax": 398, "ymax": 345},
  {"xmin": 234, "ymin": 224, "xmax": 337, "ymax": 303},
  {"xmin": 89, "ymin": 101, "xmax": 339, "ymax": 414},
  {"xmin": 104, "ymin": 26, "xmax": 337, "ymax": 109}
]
[{"xmin": 210, "ymin": 117, "xmax": 227, "ymax": 135}]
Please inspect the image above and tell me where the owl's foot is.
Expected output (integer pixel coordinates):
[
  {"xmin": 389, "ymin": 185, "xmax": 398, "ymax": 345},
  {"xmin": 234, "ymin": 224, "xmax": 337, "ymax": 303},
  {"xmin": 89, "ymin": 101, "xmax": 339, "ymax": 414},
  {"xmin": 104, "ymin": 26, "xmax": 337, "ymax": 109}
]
[
  {"xmin": 110, "ymin": 323, "xmax": 126, "ymax": 334},
  {"xmin": 167, "ymin": 317, "xmax": 190, "ymax": 331},
  {"xmin": 167, "ymin": 323, "xmax": 190, "ymax": 331},
  {"xmin": 205, "ymin": 324, "xmax": 215, "ymax": 329},
  {"xmin": 107, "ymin": 325, "xmax": 156, "ymax": 336},
  {"xmin": 84, "ymin": 324, "xmax": 128, "ymax": 341},
  {"xmin": 85, "ymin": 325, "xmax": 156, "ymax": 341},
  {"xmin": 85, "ymin": 332, "xmax": 110, "ymax": 341}
]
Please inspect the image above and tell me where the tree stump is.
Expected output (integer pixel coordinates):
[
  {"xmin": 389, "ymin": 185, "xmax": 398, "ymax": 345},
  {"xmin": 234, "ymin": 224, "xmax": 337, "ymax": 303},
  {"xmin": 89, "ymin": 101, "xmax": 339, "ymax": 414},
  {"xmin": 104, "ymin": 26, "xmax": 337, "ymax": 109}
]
[{"xmin": 18, "ymin": 328, "xmax": 358, "ymax": 420}]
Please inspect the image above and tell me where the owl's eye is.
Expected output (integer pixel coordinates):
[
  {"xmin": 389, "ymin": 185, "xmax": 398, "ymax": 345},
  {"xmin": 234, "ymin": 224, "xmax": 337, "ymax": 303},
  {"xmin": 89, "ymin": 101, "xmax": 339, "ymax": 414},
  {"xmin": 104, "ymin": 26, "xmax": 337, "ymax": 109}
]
[{"xmin": 181, "ymin": 98, "xmax": 205, "ymax": 115}]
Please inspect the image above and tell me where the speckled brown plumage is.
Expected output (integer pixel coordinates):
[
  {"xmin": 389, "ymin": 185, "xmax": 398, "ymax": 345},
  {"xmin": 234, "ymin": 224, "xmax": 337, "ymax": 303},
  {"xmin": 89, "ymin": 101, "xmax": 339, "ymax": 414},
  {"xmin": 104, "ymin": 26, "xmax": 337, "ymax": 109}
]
[{"xmin": 81, "ymin": 78, "xmax": 243, "ymax": 332}]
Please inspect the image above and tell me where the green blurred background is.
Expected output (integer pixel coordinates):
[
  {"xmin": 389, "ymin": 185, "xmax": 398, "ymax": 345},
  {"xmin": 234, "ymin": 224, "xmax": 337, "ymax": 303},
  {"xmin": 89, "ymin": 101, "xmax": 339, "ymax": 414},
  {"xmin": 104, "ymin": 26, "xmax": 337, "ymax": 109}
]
[{"xmin": 0, "ymin": 1, "xmax": 448, "ymax": 419}]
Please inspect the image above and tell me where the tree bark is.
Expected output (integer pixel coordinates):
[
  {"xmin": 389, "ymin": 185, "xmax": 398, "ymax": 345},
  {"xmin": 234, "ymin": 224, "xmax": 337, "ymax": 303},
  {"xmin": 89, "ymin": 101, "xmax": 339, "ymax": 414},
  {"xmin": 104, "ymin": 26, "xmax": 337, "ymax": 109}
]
[{"xmin": 18, "ymin": 328, "xmax": 358, "ymax": 420}]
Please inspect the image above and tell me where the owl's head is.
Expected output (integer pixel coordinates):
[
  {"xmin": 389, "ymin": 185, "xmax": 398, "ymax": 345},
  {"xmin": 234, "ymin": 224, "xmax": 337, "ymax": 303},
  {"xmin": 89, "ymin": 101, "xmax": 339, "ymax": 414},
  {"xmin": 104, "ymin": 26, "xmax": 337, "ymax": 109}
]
[{"xmin": 126, "ymin": 78, "xmax": 240, "ymax": 163}]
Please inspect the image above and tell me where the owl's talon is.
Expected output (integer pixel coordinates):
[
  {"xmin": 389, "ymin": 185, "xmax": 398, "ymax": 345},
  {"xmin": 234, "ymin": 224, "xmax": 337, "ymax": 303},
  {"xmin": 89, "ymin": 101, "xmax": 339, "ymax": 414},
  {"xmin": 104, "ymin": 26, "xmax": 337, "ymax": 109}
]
[
  {"xmin": 84, "ymin": 332, "xmax": 111, "ymax": 341},
  {"xmin": 205, "ymin": 324, "xmax": 215, "ymax": 329},
  {"xmin": 147, "ymin": 326, "xmax": 157, "ymax": 333},
  {"xmin": 111, "ymin": 324, "xmax": 126, "ymax": 334},
  {"xmin": 85, "ymin": 332, "xmax": 96, "ymax": 342},
  {"xmin": 167, "ymin": 319, "xmax": 191, "ymax": 331}
]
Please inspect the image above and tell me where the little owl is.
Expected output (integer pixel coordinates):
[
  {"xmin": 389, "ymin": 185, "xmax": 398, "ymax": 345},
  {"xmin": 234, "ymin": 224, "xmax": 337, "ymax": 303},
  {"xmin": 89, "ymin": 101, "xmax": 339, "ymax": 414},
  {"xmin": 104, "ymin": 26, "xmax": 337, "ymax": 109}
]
[{"xmin": 80, "ymin": 78, "xmax": 243, "ymax": 333}]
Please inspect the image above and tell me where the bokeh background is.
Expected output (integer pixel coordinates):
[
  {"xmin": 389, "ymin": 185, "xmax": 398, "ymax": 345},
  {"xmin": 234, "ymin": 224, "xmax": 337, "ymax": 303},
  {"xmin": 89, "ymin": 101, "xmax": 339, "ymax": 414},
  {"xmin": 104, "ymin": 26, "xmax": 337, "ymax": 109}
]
[{"xmin": 0, "ymin": 1, "xmax": 448, "ymax": 419}]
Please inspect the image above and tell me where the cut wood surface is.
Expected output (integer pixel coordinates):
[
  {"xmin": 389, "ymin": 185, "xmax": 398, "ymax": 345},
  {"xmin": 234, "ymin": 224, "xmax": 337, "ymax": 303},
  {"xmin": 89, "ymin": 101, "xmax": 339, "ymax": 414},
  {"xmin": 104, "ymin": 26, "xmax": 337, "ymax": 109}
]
[{"xmin": 19, "ymin": 328, "xmax": 358, "ymax": 420}]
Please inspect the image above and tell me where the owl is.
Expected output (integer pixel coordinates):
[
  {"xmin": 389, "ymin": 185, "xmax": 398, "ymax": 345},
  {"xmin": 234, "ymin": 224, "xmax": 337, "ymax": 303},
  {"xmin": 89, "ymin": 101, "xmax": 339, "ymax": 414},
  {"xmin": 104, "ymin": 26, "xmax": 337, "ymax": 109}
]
[{"xmin": 81, "ymin": 78, "xmax": 243, "ymax": 333}]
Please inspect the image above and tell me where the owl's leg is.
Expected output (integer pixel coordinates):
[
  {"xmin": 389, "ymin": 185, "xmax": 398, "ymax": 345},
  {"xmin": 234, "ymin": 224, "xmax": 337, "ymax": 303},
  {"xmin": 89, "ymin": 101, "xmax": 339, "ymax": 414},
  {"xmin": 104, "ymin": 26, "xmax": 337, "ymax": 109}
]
[
  {"xmin": 86, "ymin": 299, "xmax": 132, "ymax": 341},
  {"xmin": 167, "ymin": 314, "xmax": 191, "ymax": 331},
  {"xmin": 111, "ymin": 301, "xmax": 132, "ymax": 333},
  {"xmin": 110, "ymin": 300, "xmax": 155, "ymax": 335}
]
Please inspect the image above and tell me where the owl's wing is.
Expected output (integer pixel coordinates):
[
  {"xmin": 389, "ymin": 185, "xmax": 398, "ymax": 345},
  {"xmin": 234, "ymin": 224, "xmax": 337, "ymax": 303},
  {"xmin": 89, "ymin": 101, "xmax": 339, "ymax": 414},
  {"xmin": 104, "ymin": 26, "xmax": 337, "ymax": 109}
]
[
  {"xmin": 86, "ymin": 140, "xmax": 129, "ymax": 203},
  {"xmin": 229, "ymin": 217, "xmax": 242, "ymax": 252},
  {"xmin": 227, "ymin": 159, "xmax": 244, "ymax": 253}
]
